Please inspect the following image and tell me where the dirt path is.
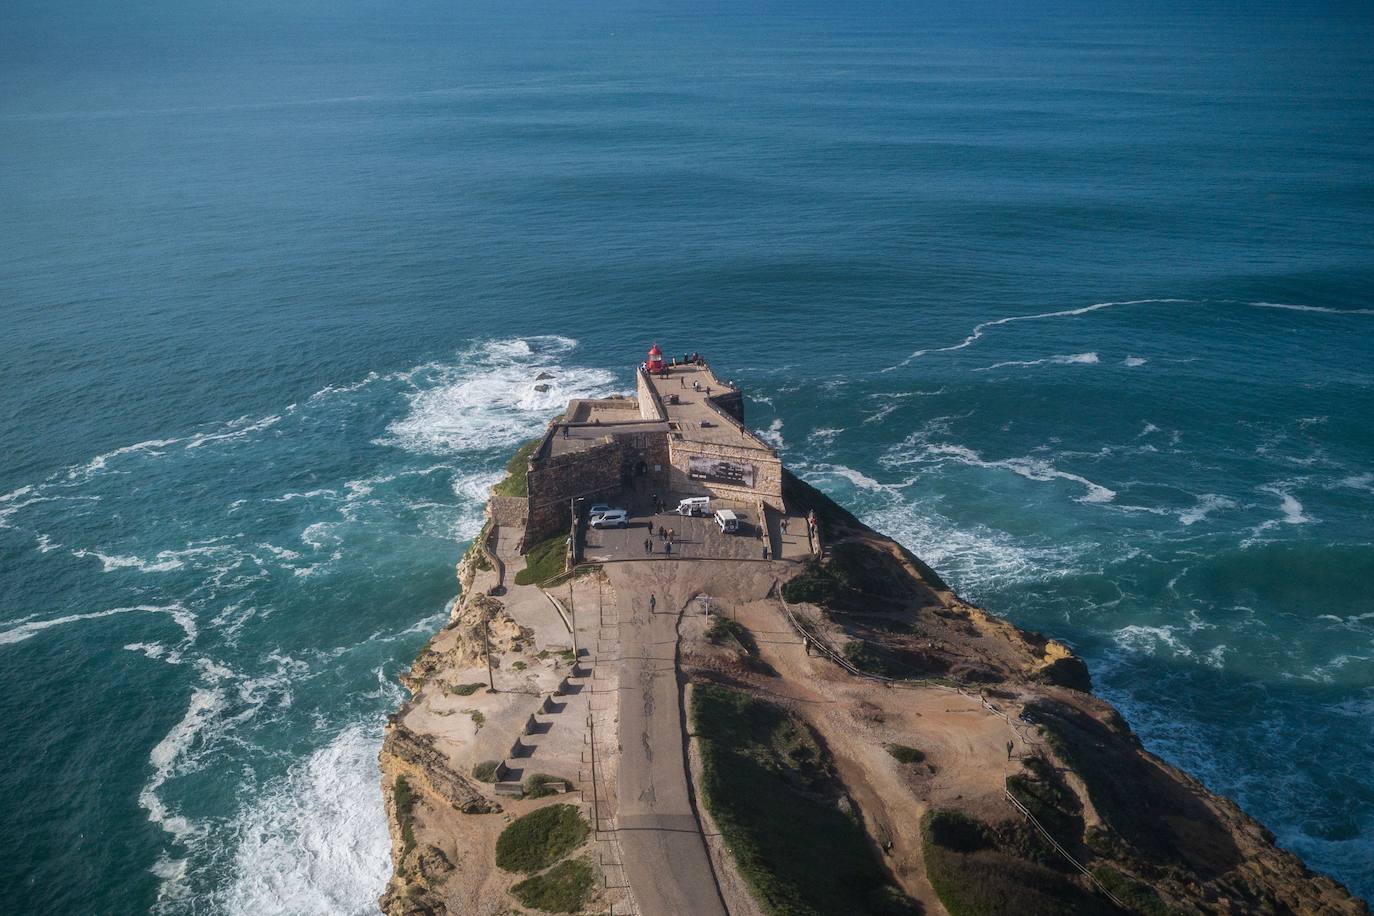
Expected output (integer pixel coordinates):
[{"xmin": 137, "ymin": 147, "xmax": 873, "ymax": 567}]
[{"xmin": 733, "ymin": 598, "xmax": 1030, "ymax": 916}]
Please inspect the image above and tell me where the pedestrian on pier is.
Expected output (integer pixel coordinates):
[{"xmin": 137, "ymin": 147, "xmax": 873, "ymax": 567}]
[
  {"xmin": 762, "ymin": 545, "xmax": 770, "ymax": 560},
  {"xmin": 667, "ymin": 528, "xmax": 674, "ymax": 543},
  {"xmin": 644, "ymin": 537, "xmax": 653, "ymax": 555},
  {"xmin": 665, "ymin": 541, "xmax": 673, "ymax": 556},
  {"xmin": 706, "ymin": 386, "xmax": 712, "ymax": 397},
  {"xmin": 781, "ymin": 517, "xmax": 789, "ymax": 534},
  {"xmin": 658, "ymin": 524, "xmax": 666, "ymax": 540},
  {"xmin": 649, "ymin": 594, "xmax": 656, "ymax": 612}
]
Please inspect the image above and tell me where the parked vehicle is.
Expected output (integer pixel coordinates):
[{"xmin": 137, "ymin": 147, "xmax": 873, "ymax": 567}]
[
  {"xmin": 714, "ymin": 509, "xmax": 739, "ymax": 533},
  {"xmin": 589, "ymin": 509, "xmax": 629, "ymax": 529},
  {"xmin": 588, "ymin": 504, "xmax": 613, "ymax": 517},
  {"xmin": 676, "ymin": 496, "xmax": 711, "ymax": 517}
]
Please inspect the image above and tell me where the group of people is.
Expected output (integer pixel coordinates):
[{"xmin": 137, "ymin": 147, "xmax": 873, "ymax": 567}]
[{"xmin": 641, "ymin": 535, "xmax": 673, "ymax": 556}]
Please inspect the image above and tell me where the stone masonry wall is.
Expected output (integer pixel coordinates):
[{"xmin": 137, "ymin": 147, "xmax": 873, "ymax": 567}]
[
  {"xmin": 636, "ymin": 369, "xmax": 667, "ymax": 421},
  {"xmin": 526, "ymin": 438, "xmax": 625, "ymax": 544},
  {"xmin": 666, "ymin": 437, "xmax": 784, "ymax": 512},
  {"xmin": 488, "ymin": 494, "xmax": 529, "ymax": 529}
]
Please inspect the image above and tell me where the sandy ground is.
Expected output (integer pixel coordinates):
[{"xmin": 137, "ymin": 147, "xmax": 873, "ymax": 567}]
[{"xmin": 719, "ymin": 596, "xmax": 1041, "ymax": 916}]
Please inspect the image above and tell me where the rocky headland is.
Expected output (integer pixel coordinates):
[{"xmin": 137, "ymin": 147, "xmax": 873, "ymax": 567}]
[{"xmin": 377, "ymin": 360, "xmax": 1367, "ymax": 916}]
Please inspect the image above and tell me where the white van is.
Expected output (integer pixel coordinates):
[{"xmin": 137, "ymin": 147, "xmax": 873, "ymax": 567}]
[
  {"xmin": 676, "ymin": 496, "xmax": 711, "ymax": 517},
  {"xmin": 714, "ymin": 509, "xmax": 739, "ymax": 533}
]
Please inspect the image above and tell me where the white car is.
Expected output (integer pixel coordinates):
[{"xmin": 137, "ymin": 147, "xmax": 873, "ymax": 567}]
[
  {"xmin": 589, "ymin": 509, "xmax": 629, "ymax": 529},
  {"xmin": 588, "ymin": 504, "xmax": 614, "ymax": 517}
]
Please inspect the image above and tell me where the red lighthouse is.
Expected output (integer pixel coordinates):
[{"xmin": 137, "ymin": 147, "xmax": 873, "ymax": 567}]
[{"xmin": 645, "ymin": 342, "xmax": 665, "ymax": 374}]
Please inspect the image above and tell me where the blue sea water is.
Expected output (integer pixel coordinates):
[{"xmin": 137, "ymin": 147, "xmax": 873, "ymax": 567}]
[{"xmin": 3, "ymin": 0, "xmax": 1373, "ymax": 911}]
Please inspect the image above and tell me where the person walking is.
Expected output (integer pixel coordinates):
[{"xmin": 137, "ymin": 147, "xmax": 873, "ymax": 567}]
[
  {"xmin": 649, "ymin": 594, "xmax": 657, "ymax": 613},
  {"xmin": 667, "ymin": 528, "xmax": 674, "ymax": 544},
  {"xmin": 644, "ymin": 537, "xmax": 652, "ymax": 555},
  {"xmin": 762, "ymin": 545, "xmax": 770, "ymax": 560},
  {"xmin": 665, "ymin": 541, "xmax": 672, "ymax": 557},
  {"xmin": 781, "ymin": 517, "xmax": 789, "ymax": 535}
]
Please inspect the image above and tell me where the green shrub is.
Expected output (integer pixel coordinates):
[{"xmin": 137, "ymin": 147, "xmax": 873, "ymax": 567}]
[
  {"xmin": 493, "ymin": 438, "xmax": 540, "ymax": 497},
  {"xmin": 692, "ymin": 685, "xmax": 918, "ymax": 916},
  {"xmin": 471, "ymin": 760, "xmax": 500, "ymax": 783},
  {"xmin": 524, "ymin": 773, "xmax": 572, "ymax": 799},
  {"xmin": 448, "ymin": 682, "xmax": 485, "ymax": 697},
  {"xmin": 510, "ymin": 858, "xmax": 597, "ymax": 912},
  {"xmin": 886, "ymin": 744, "xmax": 925, "ymax": 765},
  {"xmin": 495, "ymin": 804, "xmax": 589, "ymax": 874},
  {"xmin": 515, "ymin": 531, "xmax": 568, "ymax": 586},
  {"xmin": 920, "ymin": 810, "xmax": 1114, "ymax": 916},
  {"xmin": 393, "ymin": 776, "xmax": 417, "ymax": 858}
]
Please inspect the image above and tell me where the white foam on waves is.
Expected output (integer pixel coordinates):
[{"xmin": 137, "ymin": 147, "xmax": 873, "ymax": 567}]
[
  {"xmin": 971, "ymin": 352, "xmax": 1100, "ymax": 372},
  {"xmin": 0, "ymin": 603, "xmax": 195, "ymax": 647},
  {"xmin": 756, "ymin": 418, "xmax": 784, "ymax": 449},
  {"xmin": 883, "ymin": 298, "xmax": 1188, "ymax": 371},
  {"xmin": 217, "ymin": 723, "xmax": 392, "ymax": 916},
  {"xmin": 382, "ymin": 336, "xmax": 620, "ymax": 455},
  {"xmin": 889, "ymin": 441, "xmax": 1117, "ymax": 505}
]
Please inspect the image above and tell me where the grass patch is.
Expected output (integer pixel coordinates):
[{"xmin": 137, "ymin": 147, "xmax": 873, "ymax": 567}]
[
  {"xmin": 393, "ymin": 776, "xmax": 417, "ymax": 859},
  {"xmin": 921, "ymin": 809, "xmax": 1114, "ymax": 916},
  {"xmin": 692, "ymin": 685, "xmax": 918, "ymax": 916},
  {"xmin": 467, "ymin": 709, "xmax": 485, "ymax": 728},
  {"xmin": 512, "ymin": 661, "xmax": 527, "ymax": 671},
  {"xmin": 1092, "ymin": 865, "xmax": 1182, "ymax": 916},
  {"xmin": 471, "ymin": 760, "xmax": 500, "ymax": 783},
  {"xmin": 495, "ymin": 803, "xmax": 589, "ymax": 874},
  {"xmin": 510, "ymin": 858, "xmax": 597, "ymax": 913},
  {"xmin": 515, "ymin": 530, "xmax": 568, "ymax": 586},
  {"xmin": 493, "ymin": 438, "xmax": 540, "ymax": 498},
  {"xmin": 886, "ymin": 744, "xmax": 925, "ymax": 765},
  {"xmin": 524, "ymin": 773, "xmax": 572, "ymax": 799},
  {"xmin": 447, "ymin": 682, "xmax": 485, "ymax": 697}
]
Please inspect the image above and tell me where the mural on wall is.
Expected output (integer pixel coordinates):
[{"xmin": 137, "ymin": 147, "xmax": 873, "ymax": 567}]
[{"xmin": 688, "ymin": 455, "xmax": 756, "ymax": 489}]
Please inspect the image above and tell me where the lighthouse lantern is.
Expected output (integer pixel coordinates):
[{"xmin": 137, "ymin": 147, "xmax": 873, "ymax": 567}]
[{"xmin": 646, "ymin": 343, "xmax": 665, "ymax": 373}]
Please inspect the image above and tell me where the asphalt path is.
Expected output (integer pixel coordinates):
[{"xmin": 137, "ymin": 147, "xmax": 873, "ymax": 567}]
[{"xmin": 606, "ymin": 562, "xmax": 729, "ymax": 916}]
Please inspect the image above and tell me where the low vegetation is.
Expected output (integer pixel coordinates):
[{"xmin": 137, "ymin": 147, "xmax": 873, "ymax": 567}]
[
  {"xmin": 920, "ymin": 809, "xmax": 1114, "ymax": 916},
  {"xmin": 471, "ymin": 760, "xmax": 499, "ymax": 783},
  {"xmin": 494, "ymin": 804, "xmax": 590, "ymax": 874},
  {"xmin": 515, "ymin": 529, "xmax": 568, "ymax": 586},
  {"xmin": 393, "ymin": 776, "xmax": 417, "ymax": 859},
  {"xmin": 781, "ymin": 541, "xmax": 915, "ymax": 612},
  {"xmin": 885, "ymin": 744, "xmax": 925, "ymax": 765},
  {"xmin": 1092, "ymin": 865, "xmax": 1183, "ymax": 916},
  {"xmin": 493, "ymin": 438, "xmax": 540, "ymax": 497},
  {"xmin": 447, "ymin": 682, "xmax": 485, "ymax": 697},
  {"xmin": 691, "ymin": 685, "xmax": 918, "ymax": 916},
  {"xmin": 524, "ymin": 773, "xmax": 572, "ymax": 799},
  {"xmin": 510, "ymin": 858, "xmax": 597, "ymax": 913}
]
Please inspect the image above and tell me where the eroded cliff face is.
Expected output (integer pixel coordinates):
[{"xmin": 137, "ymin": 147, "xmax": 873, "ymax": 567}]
[{"xmin": 378, "ymin": 538, "xmax": 502, "ymax": 915}]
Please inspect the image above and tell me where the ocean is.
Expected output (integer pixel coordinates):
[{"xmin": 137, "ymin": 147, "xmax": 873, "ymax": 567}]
[{"xmin": 2, "ymin": 0, "xmax": 1372, "ymax": 911}]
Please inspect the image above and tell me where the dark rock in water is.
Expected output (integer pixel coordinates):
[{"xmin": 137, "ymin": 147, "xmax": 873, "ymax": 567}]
[
  {"xmin": 535, "ymin": 371, "xmax": 555, "ymax": 381},
  {"xmin": 534, "ymin": 383, "xmax": 550, "ymax": 393}
]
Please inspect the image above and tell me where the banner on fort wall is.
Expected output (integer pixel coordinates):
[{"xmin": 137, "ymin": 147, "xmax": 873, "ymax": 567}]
[{"xmin": 688, "ymin": 455, "xmax": 756, "ymax": 489}]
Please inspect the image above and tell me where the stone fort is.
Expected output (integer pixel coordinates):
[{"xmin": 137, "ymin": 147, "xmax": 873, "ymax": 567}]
[{"xmin": 493, "ymin": 345, "xmax": 784, "ymax": 545}]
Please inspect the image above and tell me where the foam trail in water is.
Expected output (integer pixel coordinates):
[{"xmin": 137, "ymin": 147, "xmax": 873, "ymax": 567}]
[
  {"xmin": 1248, "ymin": 302, "xmax": 1374, "ymax": 316},
  {"xmin": 0, "ymin": 604, "xmax": 195, "ymax": 646},
  {"xmin": 883, "ymin": 299, "xmax": 1188, "ymax": 371},
  {"xmin": 971, "ymin": 352, "xmax": 1099, "ymax": 372}
]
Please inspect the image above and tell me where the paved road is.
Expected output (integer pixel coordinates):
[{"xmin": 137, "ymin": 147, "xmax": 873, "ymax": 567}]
[{"xmin": 606, "ymin": 562, "xmax": 730, "ymax": 916}]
